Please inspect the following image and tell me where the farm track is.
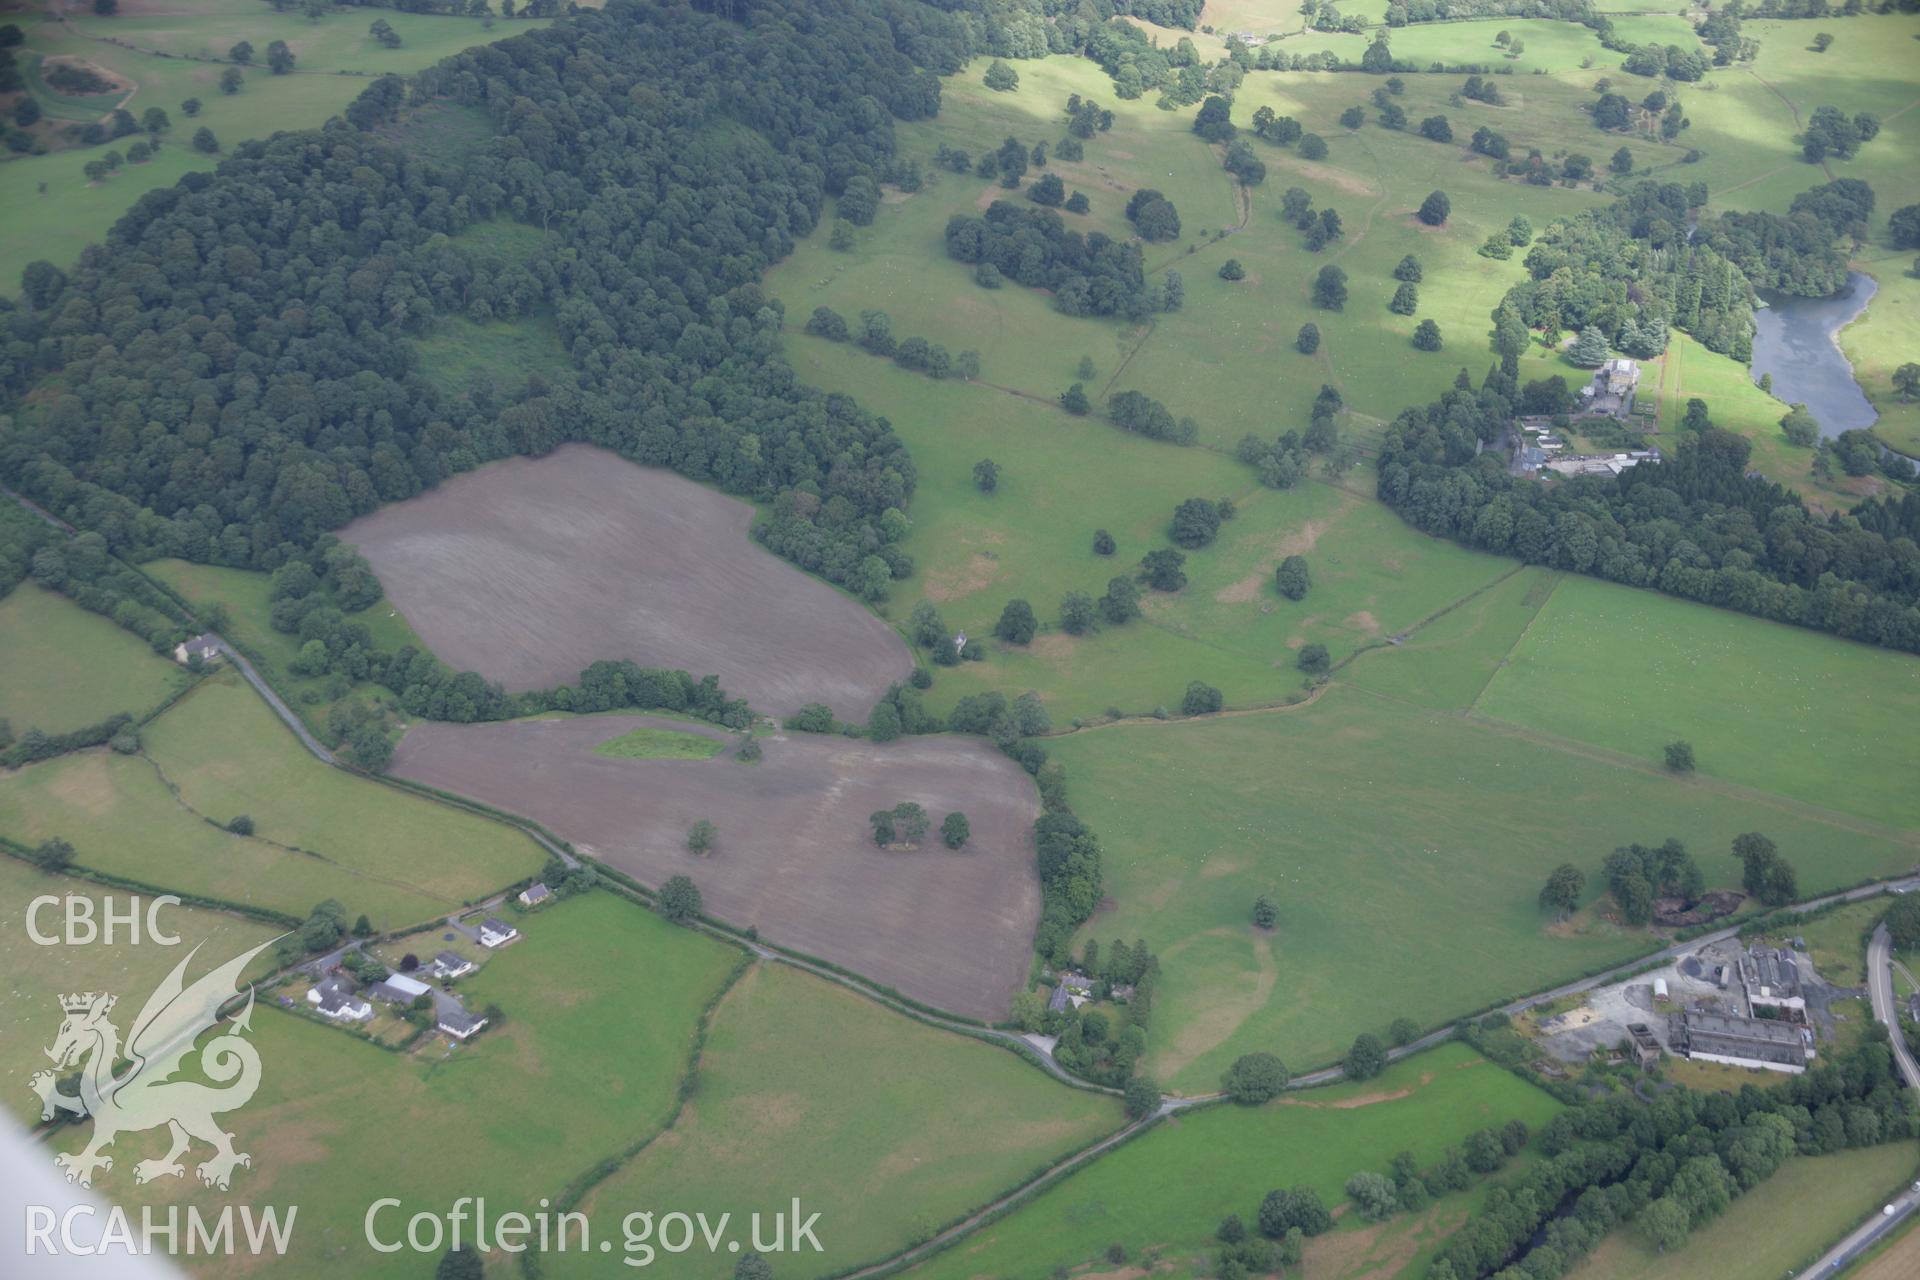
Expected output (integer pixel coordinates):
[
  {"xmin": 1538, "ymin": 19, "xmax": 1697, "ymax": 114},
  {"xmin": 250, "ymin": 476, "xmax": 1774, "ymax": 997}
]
[
  {"xmin": 1463, "ymin": 571, "xmax": 1561, "ymax": 712},
  {"xmin": 1051, "ymin": 559, "xmax": 1527, "ymax": 736},
  {"xmin": 1741, "ymin": 65, "xmax": 1835, "ymax": 182}
]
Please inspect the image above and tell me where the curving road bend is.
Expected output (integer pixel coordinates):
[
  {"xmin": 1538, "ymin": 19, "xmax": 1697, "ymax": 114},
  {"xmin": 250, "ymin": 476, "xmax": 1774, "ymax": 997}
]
[
  {"xmin": 1868, "ymin": 923, "xmax": 1920, "ymax": 1091},
  {"xmin": 1801, "ymin": 921, "xmax": 1920, "ymax": 1277}
]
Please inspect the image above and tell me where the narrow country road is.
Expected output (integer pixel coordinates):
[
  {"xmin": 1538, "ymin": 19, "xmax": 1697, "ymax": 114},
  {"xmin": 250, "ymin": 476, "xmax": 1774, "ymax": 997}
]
[
  {"xmin": 1868, "ymin": 924, "xmax": 1920, "ymax": 1091},
  {"xmin": 1795, "ymin": 921, "xmax": 1920, "ymax": 1277},
  {"xmin": 206, "ymin": 637, "xmax": 581, "ymax": 870},
  {"xmin": 1805, "ymin": 1185, "xmax": 1920, "ymax": 1277},
  {"xmin": 211, "ymin": 638, "xmax": 336, "ymax": 764}
]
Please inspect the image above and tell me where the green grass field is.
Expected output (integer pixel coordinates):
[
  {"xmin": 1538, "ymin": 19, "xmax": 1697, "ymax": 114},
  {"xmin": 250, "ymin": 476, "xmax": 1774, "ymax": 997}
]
[
  {"xmin": 0, "ymin": 856, "xmax": 278, "ymax": 1121},
  {"xmin": 141, "ymin": 676, "xmax": 544, "ymax": 917},
  {"xmin": 5, "ymin": 11, "xmax": 1918, "ymax": 1277},
  {"xmin": 0, "ymin": 0, "xmax": 550, "ymax": 272},
  {"xmin": 906, "ymin": 1041, "xmax": 1561, "ymax": 1280},
  {"xmin": 1045, "ymin": 682, "xmax": 1912, "ymax": 1091},
  {"xmin": 0, "ymin": 581, "xmax": 188, "ymax": 734},
  {"xmin": 772, "ymin": 53, "xmax": 1626, "ymax": 444},
  {"xmin": 0, "ymin": 745, "xmax": 454, "ymax": 925},
  {"xmin": 766, "ymin": 40, "xmax": 1841, "ymax": 730},
  {"xmin": 591, "ymin": 725, "xmax": 726, "ymax": 761},
  {"xmin": 556, "ymin": 963, "xmax": 1124, "ymax": 1278},
  {"xmin": 1473, "ymin": 574, "xmax": 1920, "ymax": 831},
  {"xmin": 1264, "ymin": 17, "xmax": 1700, "ymax": 78},
  {"xmin": 78, "ymin": 891, "xmax": 740, "ymax": 1280},
  {"xmin": 791, "ymin": 343, "xmax": 1520, "ymax": 721},
  {"xmin": 1340, "ymin": 565, "xmax": 1554, "ymax": 710},
  {"xmin": 1569, "ymin": 1142, "xmax": 1920, "ymax": 1280},
  {"xmin": 0, "ymin": 671, "xmax": 541, "ymax": 929}
]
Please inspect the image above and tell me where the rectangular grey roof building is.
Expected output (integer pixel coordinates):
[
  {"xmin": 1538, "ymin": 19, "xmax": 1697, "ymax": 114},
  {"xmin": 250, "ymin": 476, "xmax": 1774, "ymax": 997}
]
[{"xmin": 1679, "ymin": 1010, "xmax": 1811, "ymax": 1073}]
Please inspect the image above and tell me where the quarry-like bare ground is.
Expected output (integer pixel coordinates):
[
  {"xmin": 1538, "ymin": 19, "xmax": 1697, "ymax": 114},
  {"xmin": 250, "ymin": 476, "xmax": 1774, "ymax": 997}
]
[
  {"xmin": 390, "ymin": 714, "xmax": 1040, "ymax": 1019},
  {"xmin": 342, "ymin": 445, "xmax": 911, "ymax": 717}
]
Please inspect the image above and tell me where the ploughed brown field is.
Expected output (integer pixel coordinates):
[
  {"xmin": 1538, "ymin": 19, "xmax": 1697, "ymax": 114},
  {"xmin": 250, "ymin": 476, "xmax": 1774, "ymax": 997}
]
[
  {"xmin": 341, "ymin": 444, "xmax": 912, "ymax": 717},
  {"xmin": 389, "ymin": 714, "xmax": 1041, "ymax": 1020}
]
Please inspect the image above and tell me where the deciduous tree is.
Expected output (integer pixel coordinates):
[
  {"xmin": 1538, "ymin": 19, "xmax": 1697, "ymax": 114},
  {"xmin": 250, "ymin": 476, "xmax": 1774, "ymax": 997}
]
[
  {"xmin": 995, "ymin": 598, "xmax": 1037, "ymax": 644},
  {"xmin": 1276, "ymin": 555, "xmax": 1311, "ymax": 600},
  {"xmin": 1225, "ymin": 1052, "xmax": 1290, "ymax": 1105},
  {"xmin": 1539, "ymin": 863, "xmax": 1585, "ymax": 918},
  {"xmin": 658, "ymin": 875, "xmax": 701, "ymax": 921},
  {"xmin": 941, "ymin": 812, "xmax": 971, "ymax": 849},
  {"xmin": 1345, "ymin": 1033, "xmax": 1386, "ymax": 1081}
]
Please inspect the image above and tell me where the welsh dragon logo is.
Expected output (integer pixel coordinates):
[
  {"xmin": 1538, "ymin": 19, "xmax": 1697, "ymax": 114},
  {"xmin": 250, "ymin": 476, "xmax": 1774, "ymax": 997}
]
[{"xmin": 30, "ymin": 938, "xmax": 278, "ymax": 1190}]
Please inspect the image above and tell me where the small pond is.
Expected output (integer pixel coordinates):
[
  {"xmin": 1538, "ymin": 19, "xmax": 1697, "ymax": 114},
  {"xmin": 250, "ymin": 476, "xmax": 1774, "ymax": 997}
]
[{"xmin": 1749, "ymin": 271, "xmax": 1878, "ymax": 438}]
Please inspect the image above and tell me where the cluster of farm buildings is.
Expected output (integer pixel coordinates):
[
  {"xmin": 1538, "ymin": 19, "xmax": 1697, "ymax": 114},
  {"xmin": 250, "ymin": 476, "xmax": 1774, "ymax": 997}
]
[
  {"xmin": 1545, "ymin": 939, "xmax": 1823, "ymax": 1076},
  {"xmin": 1514, "ymin": 359, "xmax": 1663, "ymax": 479},
  {"xmin": 1665, "ymin": 942, "xmax": 1817, "ymax": 1073}
]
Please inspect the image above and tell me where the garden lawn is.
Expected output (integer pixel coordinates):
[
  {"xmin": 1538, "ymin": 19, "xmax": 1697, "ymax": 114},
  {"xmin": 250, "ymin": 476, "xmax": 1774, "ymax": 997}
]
[
  {"xmin": 553, "ymin": 963, "xmax": 1124, "ymax": 1279},
  {"xmin": 0, "ymin": 856, "xmax": 277, "ymax": 1122},
  {"xmin": 1568, "ymin": 1142, "xmax": 1920, "ymax": 1280},
  {"xmin": 1474, "ymin": 574, "xmax": 1920, "ymax": 831},
  {"xmin": 140, "ymin": 676, "xmax": 545, "ymax": 918},
  {"xmin": 0, "ymin": 582, "xmax": 188, "ymax": 735},
  {"xmin": 76, "ymin": 891, "xmax": 739, "ymax": 1280},
  {"xmin": 0, "ymin": 747, "xmax": 451, "ymax": 926},
  {"xmin": 905, "ymin": 1042, "xmax": 1560, "ymax": 1280},
  {"xmin": 1046, "ymin": 683, "xmax": 1912, "ymax": 1092}
]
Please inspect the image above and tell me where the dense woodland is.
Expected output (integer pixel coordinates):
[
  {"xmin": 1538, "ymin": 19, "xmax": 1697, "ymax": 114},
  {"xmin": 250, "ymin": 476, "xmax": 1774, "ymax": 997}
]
[
  {"xmin": 944, "ymin": 200, "xmax": 1166, "ymax": 318},
  {"xmin": 1, "ymin": 0, "xmax": 964, "ymax": 605}
]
